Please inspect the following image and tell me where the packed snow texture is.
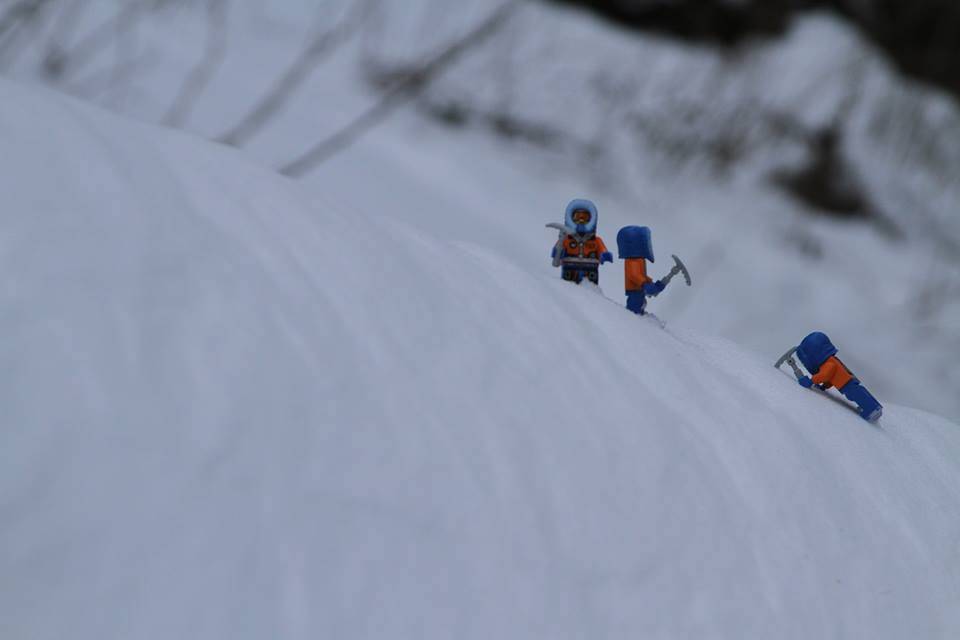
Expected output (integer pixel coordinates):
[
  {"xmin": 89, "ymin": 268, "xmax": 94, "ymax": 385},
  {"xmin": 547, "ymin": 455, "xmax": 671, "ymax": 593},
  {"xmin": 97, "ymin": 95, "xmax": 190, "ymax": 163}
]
[
  {"xmin": 7, "ymin": 0, "xmax": 959, "ymax": 420},
  {"xmin": 1, "ymin": 80, "xmax": 959, "ymax": 639}
]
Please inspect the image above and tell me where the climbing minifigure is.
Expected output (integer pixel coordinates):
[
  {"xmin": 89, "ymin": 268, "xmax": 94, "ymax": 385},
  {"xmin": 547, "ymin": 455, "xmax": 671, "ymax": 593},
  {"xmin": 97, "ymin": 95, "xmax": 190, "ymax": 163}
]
[
  {"xmin": 615, "ymin": 226, "xmax": 691, "ymax": 315},
  {"xmin": 547, "ymin": 199, "xmax": 613, "ymax": 285},
  {"xmin": 775, "ymin": 332, "xmax": 883, "ymax": 422}
]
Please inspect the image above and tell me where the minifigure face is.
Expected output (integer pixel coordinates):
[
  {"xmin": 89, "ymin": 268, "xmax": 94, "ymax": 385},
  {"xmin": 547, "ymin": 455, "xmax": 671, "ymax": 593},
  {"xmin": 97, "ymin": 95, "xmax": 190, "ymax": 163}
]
[{"xmin": 572, "ymin": 209, "xmax": 592, "ymax": 225}]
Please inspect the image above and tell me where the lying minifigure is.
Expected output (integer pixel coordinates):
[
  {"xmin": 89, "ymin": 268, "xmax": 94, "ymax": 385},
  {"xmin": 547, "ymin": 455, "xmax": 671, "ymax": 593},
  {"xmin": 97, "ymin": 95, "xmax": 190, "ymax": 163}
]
[{"xmin": 776, "ymin": 331, "xmax": 883, "ymax": 422}]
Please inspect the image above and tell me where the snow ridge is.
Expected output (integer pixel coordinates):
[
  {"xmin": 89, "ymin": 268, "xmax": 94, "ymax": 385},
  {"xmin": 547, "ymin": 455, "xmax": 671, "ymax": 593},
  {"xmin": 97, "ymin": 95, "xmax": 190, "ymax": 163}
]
[{"xmin": 1, "ymin": 80, "xmax": 959, "ymax": 640}]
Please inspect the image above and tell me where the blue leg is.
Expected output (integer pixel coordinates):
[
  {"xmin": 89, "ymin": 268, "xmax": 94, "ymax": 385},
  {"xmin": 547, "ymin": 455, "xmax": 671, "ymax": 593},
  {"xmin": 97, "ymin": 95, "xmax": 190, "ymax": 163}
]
[
  {"xmin": 626, "ymin": 291, "xmax": 646, "ymax": 315},
  {"xmin": 840, "ymin": 380, "xmax": 883, "ymax": 422}
]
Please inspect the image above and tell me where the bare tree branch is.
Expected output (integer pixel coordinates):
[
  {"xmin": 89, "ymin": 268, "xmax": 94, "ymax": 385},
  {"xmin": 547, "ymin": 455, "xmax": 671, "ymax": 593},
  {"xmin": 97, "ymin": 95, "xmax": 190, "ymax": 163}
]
[
  {"xmin": 109, "ymin": 0, "xmax": 141, "ymax": 109},
  {"xmin": 50, "ymin": 0, "xmax": 149, "ymax": 83},
  {"xmin": 40, "ymin": 0, "xmax": 90, "ymax": 79},
  {"xmin": 0, "ymin": 0, "xmax": 47, "ymax": 41},
  {"xmin": 64, "ymin": 48, "xmax": 156, "ymax": 101},
  {"xmin": 280, "ymin": 1, "xmax": 520, "ymax": 177},
  {"xmin": 0, "ymin": 0, "xmax": 54, "ymax": 69},
  {"xmin": 216, "ymin": 3, "xmax": 364, "ymax": 147},
  {"xmin": 163, "ymin": 0, "xmax": 230, "ymax": 127}
]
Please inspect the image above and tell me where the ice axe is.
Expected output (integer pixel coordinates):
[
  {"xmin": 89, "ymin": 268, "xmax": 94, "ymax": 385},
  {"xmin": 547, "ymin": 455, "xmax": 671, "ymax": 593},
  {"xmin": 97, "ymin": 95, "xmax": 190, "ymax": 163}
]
[
  {"xmin": 546, "ymin": 222, "xmax": 579, "ymax": 267},
  {"xmin": 774, "ymin": 346, "xmax": 805, "ymax": 380},
  {"xmin": 660, "ymin": 254, "xmax": 692, "ymax": 287}
]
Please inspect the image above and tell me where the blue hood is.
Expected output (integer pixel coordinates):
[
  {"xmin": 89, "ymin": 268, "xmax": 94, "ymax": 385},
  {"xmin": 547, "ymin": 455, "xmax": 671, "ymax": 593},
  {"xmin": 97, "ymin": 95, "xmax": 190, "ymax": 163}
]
[
  {"xmin": 565, "ymin": 199, "xmax": 598, "ymax": 235},
  {"xmin": 796, "ymin": 331, "xmax": 838, "ymax": 373},
  {"xmin": 616, "ymin": 226, "xmax": 654, "ymax": 262}
]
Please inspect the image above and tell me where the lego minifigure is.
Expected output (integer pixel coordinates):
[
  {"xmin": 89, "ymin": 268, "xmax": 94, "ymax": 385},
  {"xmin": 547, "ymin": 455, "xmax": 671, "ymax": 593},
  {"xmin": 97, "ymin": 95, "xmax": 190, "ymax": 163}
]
[
  {"xmin": 616, "ymin": 226, "xmax": 691, "ymax": 315},
  {"xmin": 547, "ymin": 199, "xmax": 613, "ymax": 285},
  {"xmin": 777, "ymin": 332, "xmax": 883, "ymax": 422}
]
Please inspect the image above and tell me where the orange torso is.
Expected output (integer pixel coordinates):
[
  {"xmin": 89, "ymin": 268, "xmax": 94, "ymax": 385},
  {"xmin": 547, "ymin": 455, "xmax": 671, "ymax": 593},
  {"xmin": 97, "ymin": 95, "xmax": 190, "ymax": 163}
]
[
  {"xmin": 624, "ymin": 258, "xmax": 652, "ymax": 291},
  {"xmin": 563, "ymin": 235, "xmax": 607, "ymax": 260},
  {"xmin": 811, "ymin": 356, "xmax": 854, "ymax": 390}
]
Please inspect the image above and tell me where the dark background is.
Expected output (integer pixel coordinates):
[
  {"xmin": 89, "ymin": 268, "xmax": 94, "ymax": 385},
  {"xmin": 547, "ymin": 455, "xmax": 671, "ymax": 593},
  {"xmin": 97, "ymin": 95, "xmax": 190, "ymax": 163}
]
[{"xmin": 551, "ymin": 0, "xmax": 960, "ymax": 100}]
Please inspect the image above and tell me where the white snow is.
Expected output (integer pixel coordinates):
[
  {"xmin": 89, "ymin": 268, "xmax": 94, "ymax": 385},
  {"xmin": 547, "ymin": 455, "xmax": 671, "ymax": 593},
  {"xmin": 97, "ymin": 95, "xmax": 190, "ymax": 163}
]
[
  {"xmin": 1, "ymin": 79, "xmax": 959, "ymax": 639},
  {"xmin": 7, "ymin": 0, "xmax": 958, "ymax": 420}
]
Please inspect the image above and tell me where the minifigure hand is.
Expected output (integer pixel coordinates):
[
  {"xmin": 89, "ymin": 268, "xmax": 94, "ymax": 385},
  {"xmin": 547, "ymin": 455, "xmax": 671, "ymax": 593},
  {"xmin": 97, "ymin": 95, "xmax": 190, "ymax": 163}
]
[
  {"xmin": 643, "ymin": 281, "xmax": 666, "ymax": 296},
  {"xmin": 600, "ymin": 251, "xmax": 613, "ymax": 264},
  {"xmin": 798, "ymin": 376, "xmax": 813, "ymax": 388}
]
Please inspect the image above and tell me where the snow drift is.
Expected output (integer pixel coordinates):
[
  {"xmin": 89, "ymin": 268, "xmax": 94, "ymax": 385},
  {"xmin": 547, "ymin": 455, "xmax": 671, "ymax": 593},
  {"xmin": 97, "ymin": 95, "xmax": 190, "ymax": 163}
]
[
  {"xmin": 7, "ymin": 0, "xmax": 960, "ymax": 420},
  {"xmin": 1, "ymin": 80, "xmax": 959, "ymax": 639}
]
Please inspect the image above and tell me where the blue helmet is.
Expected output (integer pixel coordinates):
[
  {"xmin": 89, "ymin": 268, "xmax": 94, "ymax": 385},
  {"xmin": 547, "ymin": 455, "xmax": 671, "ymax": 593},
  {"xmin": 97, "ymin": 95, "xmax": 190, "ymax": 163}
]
[
  {"xmin": 796, "ymin": 331, "xmax": 838, "ymax": 374},
  {"xmin": 616, "ymin": 226, "xmax": 654, "ymax": 262},
  {"xmin": 565, "ymin": 199, "xmax": 598, "ymax": 235}
]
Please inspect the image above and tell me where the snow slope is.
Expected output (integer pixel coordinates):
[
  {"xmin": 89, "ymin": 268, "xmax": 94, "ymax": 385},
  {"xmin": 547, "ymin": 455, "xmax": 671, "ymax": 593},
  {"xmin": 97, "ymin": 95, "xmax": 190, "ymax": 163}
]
[
  {"xmin": 6, "ymin": 0, "xmax": 960, "ymax": 420},
  {"xmin": 1, "ymin": 80, "xmax": 959, "ymax": 639}
]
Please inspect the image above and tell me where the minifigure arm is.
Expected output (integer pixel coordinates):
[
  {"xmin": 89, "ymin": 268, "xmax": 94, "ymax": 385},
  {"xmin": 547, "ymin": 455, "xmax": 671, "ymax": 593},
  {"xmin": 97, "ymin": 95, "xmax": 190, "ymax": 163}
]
[
  {"xmin": 643, "ymin": 280, "xmax": 666, "ymax": 296},
  {"xmin": 596, "ymin": 237, "xmax": 613, "ymax": 264},
  {"xmin": 811, "ymin": 361, "xmax": 837, "ymax": 389}
]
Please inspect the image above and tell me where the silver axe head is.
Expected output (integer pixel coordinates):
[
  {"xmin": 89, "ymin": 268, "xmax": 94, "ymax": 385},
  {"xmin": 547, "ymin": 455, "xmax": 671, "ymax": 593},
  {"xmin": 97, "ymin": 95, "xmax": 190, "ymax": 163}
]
[
  {"xmin": 661, "ymin": 254, "xmax": 692, "ymax": 287},
  {"xmin": 546, "ymin": 222, "xmax": 579, "ymax": 236},
  {"xmin": 775, "ymin": 347, "xmax": 804, "ymax": 379},
  {"xmin": 545, "ymin": 222, "xmax": 577, "ymax": 268}
]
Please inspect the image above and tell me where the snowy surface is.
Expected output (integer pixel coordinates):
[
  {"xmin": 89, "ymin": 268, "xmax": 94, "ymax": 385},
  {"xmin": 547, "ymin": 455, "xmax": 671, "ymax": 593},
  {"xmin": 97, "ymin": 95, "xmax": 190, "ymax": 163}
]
[
  {"xmin": 6, "ymin": 0, "xmax": 959, "ymax": 420},
  {"xmin": 1, "ymin": 79, "xmax": 959, "ymax": 639}
]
